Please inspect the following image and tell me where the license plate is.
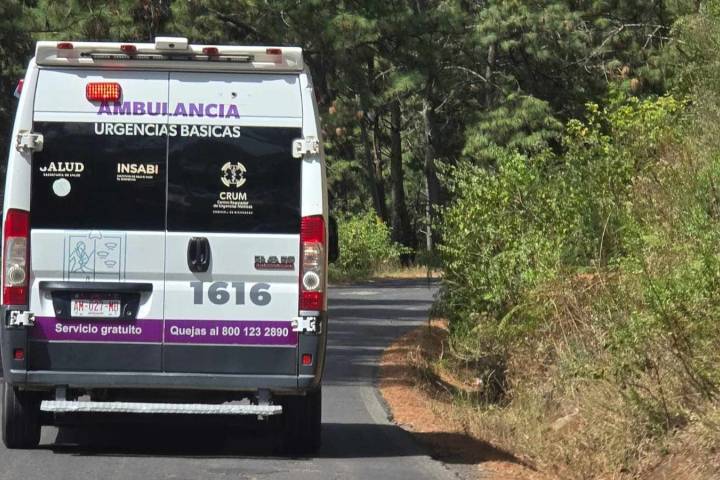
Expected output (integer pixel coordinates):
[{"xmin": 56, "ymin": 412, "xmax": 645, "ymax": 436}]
[{"xmin": 71, "ymin": 298, "xmax": 121, "ymax": 318}]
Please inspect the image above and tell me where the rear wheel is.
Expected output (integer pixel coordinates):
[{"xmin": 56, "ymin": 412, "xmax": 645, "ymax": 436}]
[
  {"xmin": 2, "ymin": 382, "xmax": 41, "ymax": 449},
  {"xmin": 280, "ymin": 387, "xmax": 321, "ymax": 455}
]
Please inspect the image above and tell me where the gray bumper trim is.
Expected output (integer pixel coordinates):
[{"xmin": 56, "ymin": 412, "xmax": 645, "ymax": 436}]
[
  {"xmin": 21, "ymin": 370, "xmax": 303, "ymax": 391},
  {"xmin": 41, "ymin": 400, "xmax": 282, "ymax": 415}
]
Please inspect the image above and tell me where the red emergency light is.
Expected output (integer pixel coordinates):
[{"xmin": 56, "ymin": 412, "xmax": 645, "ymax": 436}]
[
  {"xmin": 13, "ymin": 79, "xmax": 23, "ymax": 99},
  {"xmin": 86, "ymin": 82, "xmax": 122, "ymax": 102}
]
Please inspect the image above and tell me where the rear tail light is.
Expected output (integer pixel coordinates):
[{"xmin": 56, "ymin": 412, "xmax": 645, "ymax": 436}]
[
  {"xmin": 86, "ymin": 82, "xmax": 122, "ymax": 102},
  {"xmin": 57, "ymin": 42, "xmax": 74, "ymax": 50},
  {"xmin": 203, "ymin": 47, "xmax": 219, "ymax": 56},
  {"xmin": 120, "ymin": 44, "xmax": 137, "ymax": 54},
  {"xmin": 3, "ymin": 209, "xmax": 30, "ymax": 305},
  {"xmin": 299, "ymin": 216, "xmax": 325, "ymax": 312}
]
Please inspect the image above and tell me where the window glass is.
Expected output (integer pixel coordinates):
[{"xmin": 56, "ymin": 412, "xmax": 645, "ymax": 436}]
[
  {"xmin": 30, "ymin": 122, "xmax": 166, "ymax": 230},
  {"xmin": 167, "ymin": 127, "xmax": 301, "ymax": 234}
]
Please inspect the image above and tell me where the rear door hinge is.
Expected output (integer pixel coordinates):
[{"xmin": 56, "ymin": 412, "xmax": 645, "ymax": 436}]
[
  {"xmin": 16, "ymin": 131, "xmax": 44, "ymax": 153},
  {"xmin": 291, "ymin": 316, "xmax": 318, "ymax": 334},
  {"xmin": 292, "ymin": 137, "xmax": 319, "ymax": 158},
  {"xmin": 8, "ymin": 311, "xmax": 35, "ymax": 327}
]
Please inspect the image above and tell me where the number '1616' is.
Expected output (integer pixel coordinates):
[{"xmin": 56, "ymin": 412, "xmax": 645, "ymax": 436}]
[{"xmin": 190, "ymin": 281, "xmax": 271, "ymax": 306}]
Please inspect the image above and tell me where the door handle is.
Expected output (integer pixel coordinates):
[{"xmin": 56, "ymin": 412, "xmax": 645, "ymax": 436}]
[{"xmin": 187, "ymin": 237, "xmax": 211, "ymax": 273}]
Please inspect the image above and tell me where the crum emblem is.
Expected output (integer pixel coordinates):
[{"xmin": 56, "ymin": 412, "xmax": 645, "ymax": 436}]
[
  {"xmin": 221, "ymin": 161, "xmax": 247, "ymax": 188},
  {"xmin": 255, "ymin": 256, "xmax": 295, "ymax": 271}
]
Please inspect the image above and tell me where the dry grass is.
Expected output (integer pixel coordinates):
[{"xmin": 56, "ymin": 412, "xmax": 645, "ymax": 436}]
[
  {"xmin": 374, "ymin": 264, "xmax": 442, "ymax": 280},
  {"xmin": 379, "ymin": 281, "xmax": 720, "ymax": 480},
  {"xmin": 379, "ymin": 319, "xmax": 550, "ymax": 480},
  {"xmin": 330, "ymin": 265, "xmax": 442, "ymax": 285}
]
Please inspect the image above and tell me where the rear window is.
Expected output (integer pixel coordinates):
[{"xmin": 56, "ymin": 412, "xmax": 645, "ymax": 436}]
[
  {"xmin": 30, "ymin": 122, "xmax": 302, "ymax": 234},
  {"xmin": 30, "ymin": 121, "xmax": 166, "ymax": 230},
  {"xmin": 167, "ymin": 127, "xmax": 302, "ymax": 234}
]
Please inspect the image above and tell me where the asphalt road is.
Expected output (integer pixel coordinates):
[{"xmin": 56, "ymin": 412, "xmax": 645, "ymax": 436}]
[{"xmin": 0, "ymin": 279, "xmax": 460, "ymax": 480}]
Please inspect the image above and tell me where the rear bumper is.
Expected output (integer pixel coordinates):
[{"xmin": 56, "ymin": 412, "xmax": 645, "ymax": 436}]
[{"xmin": 1, "ymin": 306, "xmax": 327, "ymax": 395}]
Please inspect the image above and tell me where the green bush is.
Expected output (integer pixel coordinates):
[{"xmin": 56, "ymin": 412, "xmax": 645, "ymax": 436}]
[
  {"xmin": 436, "ymin": 81, "xmax": 720, "ymax": 474},
  {"xmin": 439, "ymin": 149, "xmax": 565, "ymax": 358},
  {"xmin": 440, "ymin": 92, "xmax": 684, "ymax": 353},
  {"xmin": 329, "ymin": 212, "xmax": 408, "ymax": 281}
]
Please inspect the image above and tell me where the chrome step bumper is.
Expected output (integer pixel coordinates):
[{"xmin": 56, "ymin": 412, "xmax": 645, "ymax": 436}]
[{"xmin": 41, "ymin": 400, "xmax": 282, "ymax": 416}]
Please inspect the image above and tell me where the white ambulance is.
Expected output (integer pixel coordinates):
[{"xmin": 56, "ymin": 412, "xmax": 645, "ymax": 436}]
[{"xmin": 1, "ymin": 38, "xmax": 336, "ymax": 452}]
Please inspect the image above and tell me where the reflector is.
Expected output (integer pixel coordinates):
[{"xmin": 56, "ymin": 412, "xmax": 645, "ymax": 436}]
[
  {"xmin": 86, "ymin": 82, "xmax": 122, "ymax": 102},
  {"xmin": 13, "ymin": 349, "xmax": 24, "ymax": 361},
  {"xmin": 301, "ymin": 291, "xmax": 322, "ymax": 311},
  {"xmin": 302, "ymin": 354, "xmax": 313, "ymax": 366}
]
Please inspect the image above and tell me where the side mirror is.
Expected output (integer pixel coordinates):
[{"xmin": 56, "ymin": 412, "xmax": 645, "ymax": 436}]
[{"xmin": 328, "ymin": 216, "xmax": 339, "ymax": 263}]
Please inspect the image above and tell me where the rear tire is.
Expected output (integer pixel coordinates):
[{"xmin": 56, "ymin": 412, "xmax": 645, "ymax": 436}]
[
  {"xmin": 280, "ymin": 387, "xmax": 321, "ymax": 455},
  {"xmin": 2, "ymin": 382, "xmax": 41, "ymax": 449}
]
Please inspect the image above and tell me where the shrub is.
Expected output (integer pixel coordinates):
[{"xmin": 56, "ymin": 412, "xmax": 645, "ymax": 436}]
[
  {"xmin": 329, "ymin": 212, "xmax": 407, "ymax": 281},
  {"xmin": 436, "ymin": 93, "xmax": 700, "ymax": 474},
  {"xmin": 439, "ymin": 149, "xmax": 566, "ymax": 358}
]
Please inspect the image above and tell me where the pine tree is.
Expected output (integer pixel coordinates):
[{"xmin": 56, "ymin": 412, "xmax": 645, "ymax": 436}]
[{"xmin": 0, "ymin": 0, "xmax": 33, "ymax": 182}]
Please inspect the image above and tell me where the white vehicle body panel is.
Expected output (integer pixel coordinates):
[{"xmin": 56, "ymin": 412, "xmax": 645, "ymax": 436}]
[
  {"xmin": 168, "ymin": 72, "xmax": 303, "ymax": 127},
  {"xmin": 3, "ymin": 60, "xmax": 39, "ymax": 215},
  {"xmin": 30, "ymin": 231, "xmax": 166, "ymax": 341}
]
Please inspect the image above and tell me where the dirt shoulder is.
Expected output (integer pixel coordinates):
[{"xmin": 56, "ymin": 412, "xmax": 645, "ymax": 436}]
[{"xmin": 377, "ymin": 319, "xmax": 550, "ymax": 480}]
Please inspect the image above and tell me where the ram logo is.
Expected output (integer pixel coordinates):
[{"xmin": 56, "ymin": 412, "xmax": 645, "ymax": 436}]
[{"xmin": 254, "ymin": 256, "xmax": 295, "ymax": 271}]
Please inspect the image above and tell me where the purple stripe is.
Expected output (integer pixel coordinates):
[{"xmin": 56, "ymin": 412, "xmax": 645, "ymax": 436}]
[
  {"xmin": 31, "ymin": 317, "xmax": 163, "ymax": 343},
  {"xmin": 164, "ymin": 320, "xmax": 297, "ymax": 346},
  {"xmin": 30, "ymin": 317, "xmax": 298, "ymax": 346}
]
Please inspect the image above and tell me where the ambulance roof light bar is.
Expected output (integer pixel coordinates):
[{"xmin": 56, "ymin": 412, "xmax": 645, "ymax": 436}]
[{"xmin": 35, "ymin": 39, "xmax": 304, "ymax": 72}]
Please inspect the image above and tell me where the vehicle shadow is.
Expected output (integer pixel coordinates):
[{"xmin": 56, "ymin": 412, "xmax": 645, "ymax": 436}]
[{"xmin": 45, "ymin": 419, "xmax": 525, "ymax": 466}]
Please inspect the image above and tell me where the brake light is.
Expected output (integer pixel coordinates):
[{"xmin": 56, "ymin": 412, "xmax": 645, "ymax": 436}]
[
  {"xmin": 299, "ymin": 216, "xmax": 325, "ymax": 312},
  {"xmin": 13, "ymin": 79, "xmax": 23, "ymax": 99},
  {"xmin": 86, "ymin": 82, "xmax": 122, "ymax": 102},
  {"xmin": 3, "ymin": 209, "xmax": 30, "ymax": 306}
]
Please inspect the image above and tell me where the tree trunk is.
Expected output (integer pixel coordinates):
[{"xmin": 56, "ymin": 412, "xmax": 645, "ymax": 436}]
[
  {"xmin": 485, "ymin": 43, "xmax": 496, "ymax": 109},
  {"xmin": 371, "ymin": 114, "xmax": 389, "ymax": 223},
  {"xmin": 389, "ymin": 100, "xmax": 414, "ymax": 264},
  {"xmin": 358, "ymin": 104, "xmax": 386, "ymax": 221},
  {"xmin": 356, "ymin": 56, "xmax": 387, "ymax": 222},
  {"xmin": 422, "ymin": 97, "xmax": 442, "ymax": 253}
]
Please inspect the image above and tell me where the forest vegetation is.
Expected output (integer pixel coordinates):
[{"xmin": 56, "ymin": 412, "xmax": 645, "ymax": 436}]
[{"xmin": 2, "ymin": 0, "xmax": 720, "ymax": 476}]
